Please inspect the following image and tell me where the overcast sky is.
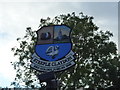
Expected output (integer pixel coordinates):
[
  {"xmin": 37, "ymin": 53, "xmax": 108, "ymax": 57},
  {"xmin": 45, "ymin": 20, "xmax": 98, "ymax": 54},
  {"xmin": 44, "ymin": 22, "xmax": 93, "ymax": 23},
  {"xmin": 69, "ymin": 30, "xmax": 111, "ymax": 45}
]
[{"xmin": 0, "ymin": 1, "xmax": 119, "ymax": 87}]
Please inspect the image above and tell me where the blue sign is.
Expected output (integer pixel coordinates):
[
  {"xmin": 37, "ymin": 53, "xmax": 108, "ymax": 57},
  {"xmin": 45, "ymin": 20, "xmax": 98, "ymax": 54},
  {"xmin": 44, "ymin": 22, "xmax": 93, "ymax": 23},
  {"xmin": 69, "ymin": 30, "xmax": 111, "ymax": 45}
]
[
  {"xmin": 35, "ymin": 25, "xmax": 72, "ymax": 61},
  {"xmin": 31, "ymin": 25, "xmax": 75, "ymax": 72}
]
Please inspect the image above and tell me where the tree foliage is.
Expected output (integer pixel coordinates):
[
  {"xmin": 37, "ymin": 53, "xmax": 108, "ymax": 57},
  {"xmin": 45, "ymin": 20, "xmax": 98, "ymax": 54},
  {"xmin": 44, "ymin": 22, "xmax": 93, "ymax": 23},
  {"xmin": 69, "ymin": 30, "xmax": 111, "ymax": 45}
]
[{"xmin": 11, "ymin": 12, "xmax": 120, "ymax": 89}]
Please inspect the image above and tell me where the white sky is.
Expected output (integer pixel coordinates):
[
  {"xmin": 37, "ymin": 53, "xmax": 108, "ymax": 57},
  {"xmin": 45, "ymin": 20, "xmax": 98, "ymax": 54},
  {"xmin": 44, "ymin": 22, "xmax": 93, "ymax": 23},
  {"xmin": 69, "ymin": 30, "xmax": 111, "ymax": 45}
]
[{"xmin": 0, "ymin": 0, "xmax": 119, "ymax": 88}]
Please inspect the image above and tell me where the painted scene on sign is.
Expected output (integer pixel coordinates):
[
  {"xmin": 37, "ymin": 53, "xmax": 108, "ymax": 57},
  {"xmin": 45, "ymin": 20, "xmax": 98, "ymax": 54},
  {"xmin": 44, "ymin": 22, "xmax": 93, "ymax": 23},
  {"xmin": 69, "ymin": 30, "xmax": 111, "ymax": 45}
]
[
  {"xmin": 37, "ymin": 26, "xmax": 54, "ymax": 44},
  {"xmin": 54, "ymin": 25, "xmax": 71, "ymax": 43}
]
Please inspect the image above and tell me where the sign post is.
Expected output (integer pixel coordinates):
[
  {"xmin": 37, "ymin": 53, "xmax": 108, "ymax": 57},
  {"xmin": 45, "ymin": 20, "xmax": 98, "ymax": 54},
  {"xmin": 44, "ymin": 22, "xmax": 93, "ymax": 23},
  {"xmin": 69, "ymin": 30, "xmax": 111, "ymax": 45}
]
[
  {"xmin": 37, "ymin": 72, "xmax": 58, "ymax": 90},
  {"xmin": 31, "ymin": 25, "xmax": 75, "ymax": 89}
]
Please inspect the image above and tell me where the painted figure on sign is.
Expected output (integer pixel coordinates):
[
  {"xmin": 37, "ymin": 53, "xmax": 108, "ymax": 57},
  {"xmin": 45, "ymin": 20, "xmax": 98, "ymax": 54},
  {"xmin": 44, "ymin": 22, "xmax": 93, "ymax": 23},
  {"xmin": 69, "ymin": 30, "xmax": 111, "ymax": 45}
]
[
  {"xmin": 46, "ymin": 46, "xmax": 59, "ymax": 59},
  {"xmin": 40, "ymin": 32, "xmax": 51, "ymax": 40}
]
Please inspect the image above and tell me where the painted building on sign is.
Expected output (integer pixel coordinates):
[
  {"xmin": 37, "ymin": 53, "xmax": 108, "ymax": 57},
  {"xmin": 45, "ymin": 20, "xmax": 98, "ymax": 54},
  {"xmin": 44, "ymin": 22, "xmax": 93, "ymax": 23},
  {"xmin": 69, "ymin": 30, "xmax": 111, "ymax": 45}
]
[{"xmin": 58, "ymin": 29, "xmax": 62, "ymax": 40}]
